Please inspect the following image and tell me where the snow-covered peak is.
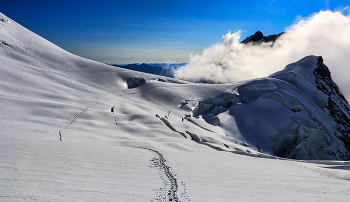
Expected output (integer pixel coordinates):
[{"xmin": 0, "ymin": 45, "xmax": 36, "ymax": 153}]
[
  {"xmin": 192, "ymin": 55, "xmax": 350, "ymax": 160},
  {"xmin": 284, "ymin": 55, "xmax": 319, "ymax": 75}
]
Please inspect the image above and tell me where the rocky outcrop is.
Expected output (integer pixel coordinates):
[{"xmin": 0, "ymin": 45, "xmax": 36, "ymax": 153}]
[
  {"xmin": 241, "ymin": 31, "xmax": 284, "ymax": 44},
  {"xmin": 313, "ymin": 56, "xmax": 350, "ymax": 159}
]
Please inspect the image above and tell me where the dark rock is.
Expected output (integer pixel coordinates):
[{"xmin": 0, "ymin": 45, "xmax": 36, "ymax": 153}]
[
  {"xmin": 1, "ymin": 40, "xmax": 10, "ymax": 46},
  {"xmin": 313, "ymin": 56, "xmax": 350, "ymax": 159},
  {"xmin": 124, "ymin": 77, "xmax": 146, "ymax": 89},
  {"xmin": 249, "ymin": 31, "xmax": 264, "ymax": 42},
  {"xmin": 241, "ymin": 31, "xmax": 284, "ymax": 44}
]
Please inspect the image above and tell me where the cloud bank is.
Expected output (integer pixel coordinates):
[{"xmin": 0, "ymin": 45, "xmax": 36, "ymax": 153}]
[{"xmin": 174, "ymin": 9, "xmax": 350, "ymax": 99}]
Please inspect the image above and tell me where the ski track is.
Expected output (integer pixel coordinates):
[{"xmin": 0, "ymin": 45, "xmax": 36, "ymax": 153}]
[
  {"xmin": 57, "ymin": 85, "xmax": 164, "ymax": 140},
  {"xmin": 132, "ymin": 147, "xmax": 189, "ymax": 202},
  {"xmin": 149, "ymin": 148, "xmax": 179, "ymax": 202},
  {"xmin": 58, "ymin": 85, "xmax": 178, "ymax": 141},
  {"xmin": 58, "ymin": 81, "xmax": 209, "ymax": 141},
  {"xmin": 58, "ymin": 99, "xmax": 106, "ymax": 141},
  {"xmin": 58, "ymin": 82, "xmax": 278, "ymax": 161}
]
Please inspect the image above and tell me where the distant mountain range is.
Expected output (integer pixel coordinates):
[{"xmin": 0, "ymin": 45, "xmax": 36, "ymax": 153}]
[
  {"xmin": 111, "ymin": 32, "xmax": 285, "ymax": 77},
  {"xmin": 241, "ymin": 31, "xmax": 284, "ymax": 44},
  {"xmin": 111, "ymin": 63, "xmax": 185, "ymax": 77}
]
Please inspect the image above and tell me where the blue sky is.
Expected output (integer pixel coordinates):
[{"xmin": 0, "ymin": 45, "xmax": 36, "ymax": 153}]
[{"xmin": 1, "ymin": 0, "xmax": 348, "ymax": 63}]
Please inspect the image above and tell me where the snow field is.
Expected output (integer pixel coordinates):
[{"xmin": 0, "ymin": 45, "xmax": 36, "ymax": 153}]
[{"xmin": 1, "ymin": 11, "xmax": 350, "ymax": 201}]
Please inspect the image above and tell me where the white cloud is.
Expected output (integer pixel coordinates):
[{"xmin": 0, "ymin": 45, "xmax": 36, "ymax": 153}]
[{"xmin": 174, "ymin": 9, "xmax": 350, "ymax": 100}]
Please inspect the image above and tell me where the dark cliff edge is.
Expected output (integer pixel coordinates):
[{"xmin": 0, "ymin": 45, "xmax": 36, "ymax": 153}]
[{"xmin": 314, "ymin": 56, "xmax": 350, "ymax": 159}]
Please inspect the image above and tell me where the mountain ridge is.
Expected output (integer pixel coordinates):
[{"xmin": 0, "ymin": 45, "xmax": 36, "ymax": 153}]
[
  {"xmin": 112, "ymin": 63, "xmax": 174, "ymax": 77},
  {"xmin": 241, "ymin": 31, "xmax": 284, "ymax": 44}
]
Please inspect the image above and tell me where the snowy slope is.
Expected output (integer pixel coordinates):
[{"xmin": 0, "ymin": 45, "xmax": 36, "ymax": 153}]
[{"xmin": 1, "ymin": 12, "xmax": 350, "ymax": 201}]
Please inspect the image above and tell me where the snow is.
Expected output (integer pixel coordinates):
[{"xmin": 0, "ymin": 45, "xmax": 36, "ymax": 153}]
[{"xmin": 1, "ymin": 12, "xmax": 350, "ymax": 201}]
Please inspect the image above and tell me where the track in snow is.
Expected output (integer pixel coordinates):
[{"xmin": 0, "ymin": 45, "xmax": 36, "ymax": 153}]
[
  {"xmin": 57, "ymin": 84, "xmax": 178, "ymax": 141},
  {"xmin": 134, "ymin": 147, "xmax": 190, "ymax": 202},
  {"xmin": 58, "ymin": 99, "xmax": 106, "ymax": 141}
]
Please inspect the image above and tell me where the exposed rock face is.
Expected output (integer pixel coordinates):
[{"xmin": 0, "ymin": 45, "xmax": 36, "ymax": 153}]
[
  {"xmin": 124, "ymin": 77, "xmax": 146, "ymax": 89},
  {"xmin": 241, "ymin": 31, "xmax": 284, "ymax": 44},
  {"xmin": 313, "ymin": 57, "xmax": 350, "ymax": 159},
  {"xmin": 249, "ymin": 31, "xmax": 264, "ymax": 42}
]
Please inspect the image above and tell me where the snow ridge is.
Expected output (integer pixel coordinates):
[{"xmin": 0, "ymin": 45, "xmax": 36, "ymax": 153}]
[{"xmin": 189, "ymin": 56, "xmax": 350, "ymax": 160}]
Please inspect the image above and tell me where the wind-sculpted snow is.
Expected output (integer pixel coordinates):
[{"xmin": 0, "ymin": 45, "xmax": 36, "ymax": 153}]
[
  {"xmin": 191, "ymin": 56, "xmax": 350, "ymax": 160},
  {"xmin": 1, "ymin": 12, "xmax": 350, "ymax": 201}
]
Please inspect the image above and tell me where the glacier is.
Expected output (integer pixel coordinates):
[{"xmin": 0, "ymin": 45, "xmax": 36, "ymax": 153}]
[
  {"xmin": 192, "ymin": 56, "xmax": 350, "ymax": 160},
  {"xmin": 1, "ymin": 11, "xmax": 350, "ymax": 201}
]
